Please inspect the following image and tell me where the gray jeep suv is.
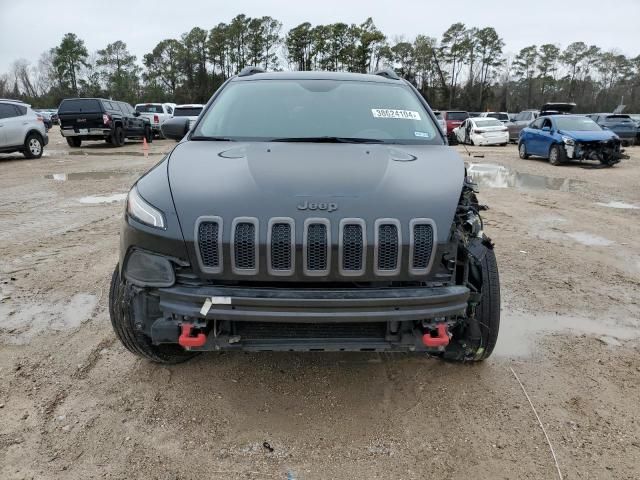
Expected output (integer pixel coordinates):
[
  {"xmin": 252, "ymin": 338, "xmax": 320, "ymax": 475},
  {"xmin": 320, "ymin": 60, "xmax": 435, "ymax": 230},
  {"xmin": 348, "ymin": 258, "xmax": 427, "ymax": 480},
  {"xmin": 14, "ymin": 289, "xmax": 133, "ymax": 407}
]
[{"xmin": 109, "ymin": 68, "xmax": 500, "ymax": 364}]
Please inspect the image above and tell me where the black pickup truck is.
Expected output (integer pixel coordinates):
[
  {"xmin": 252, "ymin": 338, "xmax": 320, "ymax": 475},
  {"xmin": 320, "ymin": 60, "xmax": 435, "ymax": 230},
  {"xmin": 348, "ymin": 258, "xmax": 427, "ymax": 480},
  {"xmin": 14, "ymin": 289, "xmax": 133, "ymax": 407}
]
[{"xmin": 58, "ymin": 98, "xmax": 153, "ymax": 147}]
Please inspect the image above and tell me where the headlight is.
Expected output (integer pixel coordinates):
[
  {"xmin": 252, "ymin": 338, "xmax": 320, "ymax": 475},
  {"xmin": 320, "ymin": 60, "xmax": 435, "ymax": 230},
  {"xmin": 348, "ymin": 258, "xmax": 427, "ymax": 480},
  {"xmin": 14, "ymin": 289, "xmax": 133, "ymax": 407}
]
[
  {"xmin": 561, "ymin": 136, "xmax": 575, "ymax": 146},
  {"xmin": 127, "ymin": 186, "xmax": 166, "ymax": 229},
  {"xmin": 124, "ymin": 249, "xmax": 175, "ymax": 287}
]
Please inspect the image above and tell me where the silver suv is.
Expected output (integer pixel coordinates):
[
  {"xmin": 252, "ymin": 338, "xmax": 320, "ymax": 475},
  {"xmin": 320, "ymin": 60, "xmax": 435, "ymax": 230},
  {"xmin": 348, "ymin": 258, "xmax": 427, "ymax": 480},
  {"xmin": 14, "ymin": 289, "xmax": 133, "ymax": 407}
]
[{"xmin": 0, "ymin": 99, "xmax": 48, "ymax": 159}]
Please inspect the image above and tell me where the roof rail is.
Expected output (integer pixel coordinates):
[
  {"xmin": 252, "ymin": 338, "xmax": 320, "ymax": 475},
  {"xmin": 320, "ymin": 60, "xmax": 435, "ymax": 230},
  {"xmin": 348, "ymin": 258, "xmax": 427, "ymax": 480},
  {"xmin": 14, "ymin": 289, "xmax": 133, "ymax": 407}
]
[
  {"xmin": 374, "ymin": 68, "xmax": 400, "ymax": 80},
  {"xmin": 238, "ymin": 66, "xmax": 265, "ymax": 77}
]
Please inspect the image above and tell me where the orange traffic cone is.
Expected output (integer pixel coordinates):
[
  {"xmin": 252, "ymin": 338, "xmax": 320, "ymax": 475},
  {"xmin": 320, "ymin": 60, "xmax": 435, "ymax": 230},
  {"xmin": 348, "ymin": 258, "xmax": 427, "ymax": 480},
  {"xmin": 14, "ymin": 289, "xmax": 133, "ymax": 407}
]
[{"xmin": 143, "ymin": 137, "xmax": 149, "ymax": 150}]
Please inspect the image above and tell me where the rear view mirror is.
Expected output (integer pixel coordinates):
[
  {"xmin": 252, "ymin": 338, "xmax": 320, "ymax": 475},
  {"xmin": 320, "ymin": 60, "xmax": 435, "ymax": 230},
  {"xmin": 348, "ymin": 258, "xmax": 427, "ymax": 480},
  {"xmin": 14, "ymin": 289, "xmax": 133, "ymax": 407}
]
[{"xmin": 161, "ymin": 117, "xmax": 190, "ymax": 141}]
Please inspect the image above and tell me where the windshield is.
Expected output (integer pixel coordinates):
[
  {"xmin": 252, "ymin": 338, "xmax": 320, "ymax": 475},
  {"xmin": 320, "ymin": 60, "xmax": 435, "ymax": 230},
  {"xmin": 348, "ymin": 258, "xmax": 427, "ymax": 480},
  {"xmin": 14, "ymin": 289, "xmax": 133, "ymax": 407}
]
[
  {"xmin": 193, "ymin": 79, "xmax": 442, "ymax": 144},
  {"xmin": 475, "ymin": 119, "xmax": 503, "ymax": 128},
  {"xmin": 136, "ymin": 104, "xmax": 164, "ymax": 113},
  {"xmin": 555, "ymin": 117, "xmax": 602, "ymax": 131},
  {"xmin": 446, "ymin": 111, "xmax": 468, "ymax": 121},
  {"xmin": 174, "ymin": 107, "xmax": 203, "ymax": 117}
]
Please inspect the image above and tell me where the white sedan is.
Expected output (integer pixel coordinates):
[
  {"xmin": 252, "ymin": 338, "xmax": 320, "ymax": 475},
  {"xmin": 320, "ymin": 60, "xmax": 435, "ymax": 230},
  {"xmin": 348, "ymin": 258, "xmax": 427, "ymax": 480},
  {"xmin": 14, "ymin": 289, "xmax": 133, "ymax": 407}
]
[{"xmin": 453, "ymin": 117, "xmax": 509, "ymax": 146}]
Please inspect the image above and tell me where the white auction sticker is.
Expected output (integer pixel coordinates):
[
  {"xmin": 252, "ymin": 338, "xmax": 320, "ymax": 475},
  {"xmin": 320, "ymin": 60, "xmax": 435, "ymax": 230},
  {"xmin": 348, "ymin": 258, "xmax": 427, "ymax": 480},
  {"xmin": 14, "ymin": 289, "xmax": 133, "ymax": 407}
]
[{"xmin": 372, "ymin": 108, "xmax": 421, "ymax": 120}]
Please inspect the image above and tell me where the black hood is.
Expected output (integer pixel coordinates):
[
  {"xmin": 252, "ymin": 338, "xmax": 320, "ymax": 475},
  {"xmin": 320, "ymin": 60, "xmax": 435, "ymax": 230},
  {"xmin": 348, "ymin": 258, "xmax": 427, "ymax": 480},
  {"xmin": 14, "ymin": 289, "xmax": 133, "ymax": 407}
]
[{"xmin": 168, "ymin": 141, "xmax": 464, "ymax": 245}]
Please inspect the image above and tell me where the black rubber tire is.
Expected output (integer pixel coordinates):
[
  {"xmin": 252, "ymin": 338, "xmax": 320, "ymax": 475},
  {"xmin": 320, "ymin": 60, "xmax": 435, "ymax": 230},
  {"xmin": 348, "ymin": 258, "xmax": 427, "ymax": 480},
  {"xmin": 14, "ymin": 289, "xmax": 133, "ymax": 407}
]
[
  {"xmin": 108, "ymin": 267, "xmax": 199, "ymax": 364},
  {"xmin": 144, "ymin": 126, "xmax": 153, "ymax": 143},
  {"xmin": 66, "ymin": 137, "xmax": 82, "ymax": 147},
  {"xmin": 518, "ymin": 142, "xmax": 529, "ymax": 159},
  {"xmin": 110, "ymin": 125, "xmax": 125, "ymax": 147},
  {"xmin": 549, "ymin": 144, "xmax": 566, "ymax": 166},
  {"xmin": 443, "ymin": 245, "xmax": 500, "ymax": 362},
  {"xmin": 499, "ymin": 143, "xmax": 507, "ymax": 147},
  {"xmin": 23, "ymin": 133, "xmax": 43, "ymax": 159}
]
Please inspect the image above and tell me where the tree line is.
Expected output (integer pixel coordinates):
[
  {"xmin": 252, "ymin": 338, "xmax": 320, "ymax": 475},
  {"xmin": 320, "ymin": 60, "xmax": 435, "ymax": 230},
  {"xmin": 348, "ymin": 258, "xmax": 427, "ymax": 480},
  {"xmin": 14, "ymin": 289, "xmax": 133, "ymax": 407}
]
[{"xmin": 1, "ymin": 15, "xmax": 639, "ymax": 113}]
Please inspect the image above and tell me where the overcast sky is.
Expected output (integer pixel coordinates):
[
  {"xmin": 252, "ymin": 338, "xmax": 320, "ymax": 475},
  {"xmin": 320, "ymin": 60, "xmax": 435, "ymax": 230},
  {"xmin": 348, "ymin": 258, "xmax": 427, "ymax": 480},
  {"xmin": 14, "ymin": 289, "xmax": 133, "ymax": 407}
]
[{"xmin": 1, "ymin": 0, "xmax": 639, "ymax": 73}]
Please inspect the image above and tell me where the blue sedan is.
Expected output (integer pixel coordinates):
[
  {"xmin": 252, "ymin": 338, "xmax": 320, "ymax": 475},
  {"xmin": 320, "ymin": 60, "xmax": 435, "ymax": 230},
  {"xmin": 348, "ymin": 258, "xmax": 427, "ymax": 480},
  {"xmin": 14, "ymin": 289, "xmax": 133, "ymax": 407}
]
[{"xmin": 518, "ymin": 115, "xmax": 625, "ymax": 166}]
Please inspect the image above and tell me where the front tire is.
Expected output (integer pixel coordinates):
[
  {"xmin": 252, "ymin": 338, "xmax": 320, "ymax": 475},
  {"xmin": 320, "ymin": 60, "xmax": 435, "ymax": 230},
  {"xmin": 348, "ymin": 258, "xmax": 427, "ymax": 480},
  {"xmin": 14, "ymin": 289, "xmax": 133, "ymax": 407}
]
[
  {"xmin": 24, "ymin": 133, "xmax": 43, "ymax": 159},
  {"xmin": 549, "ymin": 144, "xmax": 566, "ymax": 166},
  {"xmin": 518, "ymin": 142, "xmax": 529, "ymax": 159},
  {"xmin": 109, "ymin": 267, "xmax": 199, "ymax": 364},
  {"xmin": 443, "ymin": 244, "xmax": 500, "ymax": 362}
]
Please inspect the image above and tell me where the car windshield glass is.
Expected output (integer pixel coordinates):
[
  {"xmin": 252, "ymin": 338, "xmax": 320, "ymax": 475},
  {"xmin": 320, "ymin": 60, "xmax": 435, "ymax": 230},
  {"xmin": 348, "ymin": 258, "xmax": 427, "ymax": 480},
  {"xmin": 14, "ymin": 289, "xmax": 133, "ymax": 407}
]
[
  {"xmin": 136, "ymin": 104, "xmax": 164, "ymax": 113},
  {"xmin": 58, "ymin": 99, "xmax": 101, "ymax": 113},
  {"xmin": 605, "ymin": 115, "xmax": 632, "ymax": 123},
  {"xmin": 555, "ymin": 117, "xmax": 602, "ymax": 131},
  {"xmin": 174, "ymin": 107, "xmax": 202, "ymax": 117},
  {"xmin": 194, "ymin": 79, "xmax": 442, "ymax": 144},
  {"xmin": 446, "ymin": 111, "xmax": 468, "ymax": 121},
  {"xmin": 475, "ymin": 119, "xmax": 503, "ymax": 127}
]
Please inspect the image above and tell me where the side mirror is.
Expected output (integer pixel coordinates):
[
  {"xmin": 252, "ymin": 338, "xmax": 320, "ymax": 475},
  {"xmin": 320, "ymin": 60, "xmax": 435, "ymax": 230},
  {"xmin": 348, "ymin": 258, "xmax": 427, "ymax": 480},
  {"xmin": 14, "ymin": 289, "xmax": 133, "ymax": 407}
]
[
  {"xmin": 541, "ymin": 126, "xmax": 551, "ymax": 132},
  {"xmin": 161, "ymin": 117, "xmax": 190, "ymax": 141},
  {"xmin": 133, "ymin": 111, "xmax": 141, "ymax": 117}
]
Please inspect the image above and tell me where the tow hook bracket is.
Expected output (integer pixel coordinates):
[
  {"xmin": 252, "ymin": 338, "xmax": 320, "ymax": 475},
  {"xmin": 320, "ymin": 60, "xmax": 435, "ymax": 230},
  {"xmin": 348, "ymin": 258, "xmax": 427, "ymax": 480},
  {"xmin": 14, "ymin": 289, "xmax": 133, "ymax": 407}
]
[
  {"xmin": 422, "ymin": 324, "xmax": 450, "ymax": 348},
  {"xmin": 178, "ymin": 324, "xmax": 207, "ymax": 349}
]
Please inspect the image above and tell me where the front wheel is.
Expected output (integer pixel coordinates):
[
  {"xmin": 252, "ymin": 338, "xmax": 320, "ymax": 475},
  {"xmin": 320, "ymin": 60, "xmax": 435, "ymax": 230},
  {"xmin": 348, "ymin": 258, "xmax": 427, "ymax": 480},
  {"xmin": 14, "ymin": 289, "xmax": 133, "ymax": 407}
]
[
  {"xmin": 518, "ymin": 142, "xmax": 529, "ymax": 159},
  {"xmin": 109, "ymin": 267, "xmax": 199, "ymax": 364},
  {"xmin": 549, "ymin": 144, "xmax": 566, "ymax": 166},
  {"xmin": 24, "ymin": 133, "xmax": 43, "ymax": 159},
  {"xmin": 443, "ymin": 243, "xmax": 500, "ymax": 362}
]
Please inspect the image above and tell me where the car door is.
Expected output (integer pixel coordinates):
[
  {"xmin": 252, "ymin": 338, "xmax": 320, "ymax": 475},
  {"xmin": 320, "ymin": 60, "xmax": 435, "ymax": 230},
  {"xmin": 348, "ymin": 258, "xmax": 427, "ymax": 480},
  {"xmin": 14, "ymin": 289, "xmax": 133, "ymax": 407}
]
[
  {"xmin": 536, "ymin": 118, "xmax": 555, "ymax": 157},
  {"xmin": 0, "ymin": 104, "xmax": 25, "ymax": 147},
  {"xmin": 524, "ymin": 118, "xmax": 544, "ymax": 155}
]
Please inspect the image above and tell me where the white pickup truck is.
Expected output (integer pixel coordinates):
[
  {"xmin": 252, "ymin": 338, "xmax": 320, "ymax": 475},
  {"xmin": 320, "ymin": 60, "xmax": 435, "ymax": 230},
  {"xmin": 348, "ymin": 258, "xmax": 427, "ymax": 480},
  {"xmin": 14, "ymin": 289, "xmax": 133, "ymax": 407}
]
[{"xmin": 134, "ymin": 103, "xmax": 176, "ymax": 137}]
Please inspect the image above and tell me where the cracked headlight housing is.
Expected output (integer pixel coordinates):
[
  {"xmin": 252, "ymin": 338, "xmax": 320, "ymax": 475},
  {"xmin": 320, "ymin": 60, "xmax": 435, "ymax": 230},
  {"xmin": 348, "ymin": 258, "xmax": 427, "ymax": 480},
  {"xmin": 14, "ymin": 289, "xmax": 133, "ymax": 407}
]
[
  {"xmin": 561, "ymin": 135, "xmax": 575, "ymax": 146},
  {"xmin": 127, "ymin": 186, "xmax": 166, "ymax": 229}
]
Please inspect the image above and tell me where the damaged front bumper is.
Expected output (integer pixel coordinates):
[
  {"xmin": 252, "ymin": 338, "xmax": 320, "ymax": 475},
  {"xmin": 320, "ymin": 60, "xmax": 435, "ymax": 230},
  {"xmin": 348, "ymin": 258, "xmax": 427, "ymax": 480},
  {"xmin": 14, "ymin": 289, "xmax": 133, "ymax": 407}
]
[
  {"xmin": 129, "ymin": 284, "xmax": 471, "ymax": 352},
  {"xmin": 564, "ymin": 139, "xmax": 629, "ymax": 165}
]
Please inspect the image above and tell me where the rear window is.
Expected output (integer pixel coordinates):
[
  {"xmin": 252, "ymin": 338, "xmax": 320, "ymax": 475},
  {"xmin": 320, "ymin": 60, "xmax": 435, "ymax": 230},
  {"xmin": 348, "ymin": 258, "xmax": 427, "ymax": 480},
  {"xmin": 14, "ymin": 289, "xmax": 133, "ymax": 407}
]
[
  {"xmin": 604, "ymin": 115, "xmax": 632, "ymax": 123},
  {"xmin": 58, "ymin": 99, "xmax": 101, "ymax": 113},
  {"xmin": 174, "ymin": 107, "xmax": 203, "ymax": 117},
  {"xmin": 475, "ymin": 119, "xmax": 503, "ymax": 128},
  {"xmin": 446, "ymin": 111, "xmax": 468, "ymax": 121},
  {"xmin": 136, "ymin": 104, "xmax": 164, "ymax": 113}
]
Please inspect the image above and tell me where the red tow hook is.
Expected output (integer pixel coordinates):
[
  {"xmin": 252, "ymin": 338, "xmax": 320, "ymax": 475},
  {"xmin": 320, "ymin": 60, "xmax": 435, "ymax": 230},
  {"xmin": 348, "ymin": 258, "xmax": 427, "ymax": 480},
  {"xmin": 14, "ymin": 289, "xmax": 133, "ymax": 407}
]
[
  {"xmin": 178, "ymin": 324, "xmax": 207, "ymax": 348},
  {"xmin": 422, "ymin": 323, "xmax": 450, "ymax": 348}
]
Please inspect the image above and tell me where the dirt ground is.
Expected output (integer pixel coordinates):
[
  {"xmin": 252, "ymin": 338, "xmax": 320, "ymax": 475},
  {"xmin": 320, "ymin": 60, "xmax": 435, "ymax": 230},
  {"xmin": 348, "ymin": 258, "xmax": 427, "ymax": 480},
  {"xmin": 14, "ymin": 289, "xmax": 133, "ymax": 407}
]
[{"xmin": 1, "ymin": 130, "xmax": 639, "ymax": 479}]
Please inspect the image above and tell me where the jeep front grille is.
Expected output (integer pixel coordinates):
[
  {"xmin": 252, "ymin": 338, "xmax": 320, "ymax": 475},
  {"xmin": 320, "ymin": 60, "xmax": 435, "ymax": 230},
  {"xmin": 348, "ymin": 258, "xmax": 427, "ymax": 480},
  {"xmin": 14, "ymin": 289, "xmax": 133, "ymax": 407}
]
[{"xmin": 195, "ymin": 217, "xmax": 435, "ymax": 277}]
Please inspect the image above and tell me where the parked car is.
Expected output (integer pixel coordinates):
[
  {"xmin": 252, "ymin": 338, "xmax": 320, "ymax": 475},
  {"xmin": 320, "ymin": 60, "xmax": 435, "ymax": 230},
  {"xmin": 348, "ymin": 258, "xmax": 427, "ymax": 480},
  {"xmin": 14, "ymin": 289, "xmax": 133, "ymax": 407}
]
[
  {"xmin": 586, "ymin": 113, "xmax": 636, "ymax": 146},
  {"xmin": 35, "ymin": 110, "xmax": 53, "ymax": 129},
  {"xmin": 453, "ymin": 117, "xmax": 508, "ymax": 146},
  {"xmin": 507, "ymin": 110, "xmax": 539, "ymax": 142},
  {"xmin": 468, "ymin": 112, "xmax": 482, "ymax": 118},
  {"xmin": 518, "ymin": 115, "xmax": 625, "ymax": 166},
  {"xmin": 441, "ymin": 110, "xmax": 469, "ymax": 137},
  {"xmin": 172, "ymin": 104, "xmax": 204, "ymax": 130},
  {"xmin": 432, "ymin": 110, "xmax": 447, "ymax": 135},
  {"xmin": 49, "ymin": 110, "xmax": 59, "ymax": 125},
  {"xmin": 629, "ymin": 114, "xmax": 640, "ymax": 142},
  {"xmin": 480, "ymin": 112, "xmax": 510, "ymax": 124},
  {"xmin": 58, "ymin": 98, "xmax": 153, "ymax": 147},
  {"xmin": 135, "ymin": 103, "xmax": 176, "ymax": 137},
  {"xmin": 0, "ymin": 99, "xmax": 48, "ymax": 159},
  {"xmin": 108, "ymin": 68, "xmax": 500, "ymax": 364},
  {"xmin": 539, "ymin": 103, "xmax": 576, "ymax": 116}
]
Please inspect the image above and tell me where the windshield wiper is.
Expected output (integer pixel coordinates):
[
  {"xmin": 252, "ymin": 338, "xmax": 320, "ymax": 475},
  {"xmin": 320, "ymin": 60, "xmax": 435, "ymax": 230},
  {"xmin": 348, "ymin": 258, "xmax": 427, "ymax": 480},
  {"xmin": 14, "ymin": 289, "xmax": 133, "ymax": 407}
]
[
  {"xmin": 190, "ymin": 136, "xmax": 235, "ymax": 141},
  {"xmin": 270, "ymin": 136, "xmax": 386, "ymax": 144}
]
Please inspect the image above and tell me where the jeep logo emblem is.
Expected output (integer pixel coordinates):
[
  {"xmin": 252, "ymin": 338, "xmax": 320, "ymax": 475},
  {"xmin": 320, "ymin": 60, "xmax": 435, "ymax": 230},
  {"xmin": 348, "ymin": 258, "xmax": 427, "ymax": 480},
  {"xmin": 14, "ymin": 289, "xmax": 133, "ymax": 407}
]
[{"xmin": 297, "ymin": 200, "xmax": 338, "ymax": 212}]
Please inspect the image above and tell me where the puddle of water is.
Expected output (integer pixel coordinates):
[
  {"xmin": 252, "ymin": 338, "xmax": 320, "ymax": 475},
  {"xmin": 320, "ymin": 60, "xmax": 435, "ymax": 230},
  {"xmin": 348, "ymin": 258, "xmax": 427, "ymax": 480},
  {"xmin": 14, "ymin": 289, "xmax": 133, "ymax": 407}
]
[
  {"xmin": 495, "ymin": 310, "xmax": 639, "ymax": 358},
  {"xmin": 0, "ymin": 293, "xmax": 97, "ymax": 344},
  {"xmin": 78, "ymin": 193, "xmax": 127, "ymax": 204},
  {"xmin": 68, "ymin": 150, "xmax": 162, "ymax": 157},
  {"xmin": 467, "ymin": 163, "xmax": 584, "ymax": 191},
  {"xmin": 45, "ymin": 171, "xmax": 133, "ymax": 181},
  {"xmin": 595, "ymin": 201, "xmax": 640, "ymax": 210},
  {"xmin": 566, "ymin": 232, "xmax": 615, "ymax": 246}
]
